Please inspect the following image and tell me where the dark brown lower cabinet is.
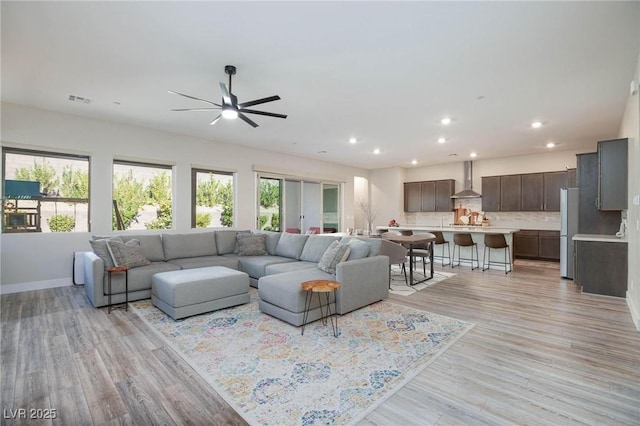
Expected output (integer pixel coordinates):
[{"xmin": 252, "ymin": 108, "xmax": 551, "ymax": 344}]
[
  {"xmin": 538, "ymin": 231, "xmax": 560, "ymax": 260},
  {"xmin": 575, "ymin": 240, "xmax": 627, "ymax": 297},
  {"xmin": 514, "ymin": 230, "xmax": 539, "ymax": 258},
  {"xmin": 514, "ymin": 229, "xmax": 560, "ymax": 261}
]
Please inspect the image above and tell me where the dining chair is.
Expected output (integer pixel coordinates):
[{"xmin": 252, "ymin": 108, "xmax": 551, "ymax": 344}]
[{"xmin": 379, "ymin": 238, "xmax": 408, "ymax": 287}]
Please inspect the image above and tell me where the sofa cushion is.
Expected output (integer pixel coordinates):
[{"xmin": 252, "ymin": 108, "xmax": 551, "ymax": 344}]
[
  {"xmin": 346, "ymin": 238, "xmax": 370, "ymax": 260},
  {"xmin": 237, "ymin": 233, "xmax": 268, "ymax": 256},
  {"xmin": 299, "ymin": 235, "xmax": 341, "ymax": 263},
  {"xmin": 89, "ymin": 236, "xmax": 123, "ymax": 269},
  {"xmin": 252, "ymin": 230, "xmax": 281, "ymax": 255},
  {"xmin": 237, "ymin": 255, "xmax": 296, "ymax": 279},
  {"xmin": 317, "ymin": 241, "xmax": 351, "ymax": 274},
  {"xmin": 162, "ymin": 232, "xmax": 217, "ymax": 261},
  {"xmin": 274, "ymin": 233, "xmax": 309, "ymax": 259},
  {"xmin": 121, "ymin": 234, "xmax": 165, "ymax": 262},
  {"xmin": 340, "ymin": 236, "xmax": 382, "ymax": 256},
  {"xmin": 106, "ymin": 239, "xmax": 151, "ymax": 268},
  {"xmin": 167, "ymin": 255, "xmax": 239, "ymax": 271},
  {"xmin": 259, "ymin": 268, "xmax": 335, "ymax": 313},
  {"xmin": 215, "ymin": 230, "xmax": 250, "ymax": 254},
  {"xmin": 107, "ymin": 261, "xmax": 180, "ymax": 294},
  {"xmin": 265, "ymin": 261, "xmax": 318, "ymax": 275}
]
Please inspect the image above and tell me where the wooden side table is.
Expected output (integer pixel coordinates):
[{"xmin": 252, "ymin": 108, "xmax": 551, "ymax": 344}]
[
  {"xmin": 301, "ymin": 279, "xmax": 341, "ymax": 337},
  {"xmin": 106, "ymin": 266, "xmax": 129, "ymax": 313}
]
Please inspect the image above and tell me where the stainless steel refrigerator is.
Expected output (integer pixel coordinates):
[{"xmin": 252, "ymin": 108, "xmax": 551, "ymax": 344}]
[{"xmin": 560, "ymin": 188, "xmax": 579, "ymax": 279}]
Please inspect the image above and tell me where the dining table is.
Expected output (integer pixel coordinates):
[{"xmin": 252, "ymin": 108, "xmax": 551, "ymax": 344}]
[{"xmin": 383, "ymin": 233, "xmax": 436, "ymax": 286}]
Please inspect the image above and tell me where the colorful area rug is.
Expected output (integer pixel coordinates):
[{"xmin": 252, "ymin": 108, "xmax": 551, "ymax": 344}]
[
  {"xmin": 390, "ymin": 271, "xmax": 456, "ymax": 296},
  {"xmin": 130, "ymin": 290, "xmax": 473, "ymax": 425}
]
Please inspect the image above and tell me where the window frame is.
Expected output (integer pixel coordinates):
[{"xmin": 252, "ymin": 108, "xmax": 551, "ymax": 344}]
[
  {"xmin": 2, "ymin": 147, "xmax": 91, "ymax": 233},
  {"xmin": 191, "ymin": 168, "xmax": 236, "ymax": 228},
  {"xmin": 112, "ymin": 159, "xmax": 173, "ymax": 231}
]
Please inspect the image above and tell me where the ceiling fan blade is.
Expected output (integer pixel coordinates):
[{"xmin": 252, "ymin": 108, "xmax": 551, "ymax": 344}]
[
  {"xmin": 238, "ymin": 95, "xmax": 281, "ymax": 108},
  {"xmin": 171, "ymin": 108, "xmax": 220, "ymax": 112},
  {"xmin": 209, "ymin": 115, "xmax": 222, "ymax": 126},
  {"xmin": 238, "ymin": 112, "xmax": 259, "ymax": 128},
  {"xmin": 168, "ymin": 90, "xmax": 221, "ymax": 107},
  {"xmin": 240, "ymin": 109, "xmax": 287, "ymax": 119},
  {"xmin": 219, "ymin": 82, "xmax": 232, "ymax": 105}
]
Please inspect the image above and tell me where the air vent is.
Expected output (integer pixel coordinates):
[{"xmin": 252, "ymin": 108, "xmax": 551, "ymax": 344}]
[{"xmin": 68, "ymin": 95, "xmax": 92, "ymax": 104}]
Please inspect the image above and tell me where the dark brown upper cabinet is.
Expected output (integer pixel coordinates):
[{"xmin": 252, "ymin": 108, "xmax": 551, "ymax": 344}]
[
  {"xmin": 404, "ymin": 182, "xmax": 421, "ymax": 212},
  {"xmin": 420, "ymin": 181, "xmax": 436, "ymax": 211},
  {"xmin": 404, "ymin": 179, "xmax": 455, "ymax": 212},
  {"xmin": 435, "ymin": 179, "xmax": 455, "ymax": 212},
  {"xmin": 500, "ymin": 174, "xmax": 521, "ymax": 211},
  {"xmin": 543, "ymin": 171, "xmax": 568, "ymax": 211},
  {"xmin": 598, "ymin": 138, "xmax": 628, "ymax": 210},
  {"xmin": 481, "ymin": 176, "xmax": 501, "ymax": 212},
  {"xmin": 521, "ymin": 173, "xmax": 544, "ymax": 211}
]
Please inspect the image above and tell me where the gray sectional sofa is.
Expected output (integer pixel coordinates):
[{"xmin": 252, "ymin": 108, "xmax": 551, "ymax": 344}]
[{"xmin": 84, "ymin": 230, "xmax": 389, "ymax": 325}]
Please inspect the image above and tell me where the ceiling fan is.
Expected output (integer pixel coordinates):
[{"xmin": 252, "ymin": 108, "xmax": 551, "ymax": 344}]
[{"xmin": 169, "ymin": 65, "xmax": 287, "ymax": 128}]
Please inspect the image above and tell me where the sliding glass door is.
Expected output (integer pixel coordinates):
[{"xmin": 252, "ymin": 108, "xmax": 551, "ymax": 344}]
[{"xmin": 257, "ymin": 175, "xmax": 341, "ymax": 234}]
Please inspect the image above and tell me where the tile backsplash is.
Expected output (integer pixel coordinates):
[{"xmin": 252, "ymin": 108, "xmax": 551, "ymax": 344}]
[{"xmin": 401, "ymin": 198, "xmax": 561, "ymax": 231}]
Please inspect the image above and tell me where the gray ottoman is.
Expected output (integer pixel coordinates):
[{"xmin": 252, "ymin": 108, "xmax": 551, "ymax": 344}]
[{"xmin": 152, "ymin": 266, "xmax": 250, "ymax": 320}]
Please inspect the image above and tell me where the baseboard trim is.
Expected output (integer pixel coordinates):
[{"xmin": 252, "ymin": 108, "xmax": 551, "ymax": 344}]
[
  {"xmin": 626, "ymin": 291, "xmax": 640, "ymax": 331},
  {"xmin": 0, "ymin": 278, "xmax": 73, "ymax": 295}
]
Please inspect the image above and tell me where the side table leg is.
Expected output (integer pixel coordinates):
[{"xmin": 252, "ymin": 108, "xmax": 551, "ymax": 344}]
[{"xmin": 301, "ymin": 291, "xmax": 312, "ymax": 335}]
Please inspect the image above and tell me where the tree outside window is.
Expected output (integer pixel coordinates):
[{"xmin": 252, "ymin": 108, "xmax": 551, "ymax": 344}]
[
  {"xmin": 192, "ymin": 169, "xmax": 234, "ymax": 228},
  {"xmin": 112, "ymin": 161, "xmax": 173, "ymax": 231}
]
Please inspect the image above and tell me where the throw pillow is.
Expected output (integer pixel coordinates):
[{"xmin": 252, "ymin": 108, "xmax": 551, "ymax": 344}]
[
  {"xmin": 347, "ymin": 239, "xmax": 370, "ymax": 260},
  {"xmin": 106, "ymin": 239, "xmax": 151, "ymax": 268},
  {"xmin": 236, "ymin": 233, "xmax": 268, "ymax": 256},
  {"xmin": 89, "ymin": 236, "xmax": 124, "ymax": 269},
  {"xmin": 318, "ymin": 241, "xmax": 351, "ymax": 274}
]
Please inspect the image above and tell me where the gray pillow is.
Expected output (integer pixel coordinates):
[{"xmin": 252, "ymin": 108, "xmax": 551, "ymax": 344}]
[
  {"xmin": 237, "ymin": 233, "xmax": 268, "ymax": 256},
  {"xmin": 106, "ymin": 239, "xmax": 151, "ymax": 268},
  {"xmin": 89, "ymin": 236, "xmax": 124, "ymax": 269},
  {"xmin": 318, "ymin": 240, "xmax": 351, "ymax": 274},
  {"xmin": 347, "ymin": 239, "xmax": 370, "ymax": 260}
]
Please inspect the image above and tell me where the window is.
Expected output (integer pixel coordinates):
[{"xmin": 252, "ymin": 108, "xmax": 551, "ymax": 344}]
[
  {"xmin": 258, "ymin": 177, "xmax": 282, "ymax": 231},
  {"xmin": 113, "ymin": 160, "xmax": 172, "ymax": 231},
  {"xmin": 2, "ymin": 148, "xmax": 90, "ymax": 233},
  {"xmin": 192, "ymin": 169, "xmax": 234, "ymax": 228}
]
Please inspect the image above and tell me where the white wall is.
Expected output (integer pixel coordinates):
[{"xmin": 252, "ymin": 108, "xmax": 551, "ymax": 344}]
[
  {"xmin": 369, "ymin": 167, "xmax": 406, "ymax": 229},
  {"xmin": 619, "ymin": 52, "xmax": 640, "ymax": 330},
  {"xmin": 0, "ymin": 102, "xmax": 368, "ymax": 287}
]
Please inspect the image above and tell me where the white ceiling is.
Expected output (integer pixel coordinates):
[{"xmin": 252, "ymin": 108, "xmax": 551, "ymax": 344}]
[{"xmin": 2, "ymin": 1, "xmax": 639, "ymax": 170}]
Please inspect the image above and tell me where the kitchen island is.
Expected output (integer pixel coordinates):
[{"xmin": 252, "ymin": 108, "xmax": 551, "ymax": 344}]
[{"xmin": 376, "ymin": 225, "xmax": 520, "ymax": 269}]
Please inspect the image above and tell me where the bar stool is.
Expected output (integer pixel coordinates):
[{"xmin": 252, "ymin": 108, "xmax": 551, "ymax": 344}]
[
  {"xmin": 452, "ymin": 233, "xmax": 479, "ymax": 270},
  {"xmin": 482, "ymin": 233, "xmax": 512, "ymax": 274},
  {"xmin": 432, "ymin": 231, "xmax": 451, "ymax": 266}
]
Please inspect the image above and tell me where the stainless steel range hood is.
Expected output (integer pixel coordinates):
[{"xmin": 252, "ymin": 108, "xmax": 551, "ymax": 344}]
[{"xmin": 451, "ymin": 161, "xmax": 482, "ymax": 198}]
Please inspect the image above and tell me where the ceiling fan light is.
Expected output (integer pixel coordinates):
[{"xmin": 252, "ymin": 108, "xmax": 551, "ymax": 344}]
[{"xmin": 222, "ymin": 108, "xmax": 238, "ymax": 120}]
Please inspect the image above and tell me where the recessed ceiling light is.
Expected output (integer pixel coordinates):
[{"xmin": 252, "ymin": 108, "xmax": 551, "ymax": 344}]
[
  {"xmin": 546, "ymin": 142, "xmax": 555, "ymax": 148},
  {"xmin": 349, "ymin": 137, "xmax": 357, "ymax": 144},
  {"xmin": 373, "ymin": 149, "xmax": 381, "ymax": 155},
  {"xmin": 531, "ymin": 121, "xmax": 542, "ymax": 128},
  {"xmin": 411, "ymin": 159, "xmax": 418, "ymax": 165},
  {"xmin": 448, "ymin": 153, "xmax": 458, "ymax": 157},
  {"xmin": 318, "ymin": 150, "xmax": 327, "ymax": 154},
  {"xmin": 470, "ymin": 152, "xmax": 477, "ymax": 158},
  {"xmin": 441, "ymin": 117, "xmax": 451, "ymax": 125},
  {"xmin": 438, "ymin": 137, "xmax": 446, "ymax": 144}
]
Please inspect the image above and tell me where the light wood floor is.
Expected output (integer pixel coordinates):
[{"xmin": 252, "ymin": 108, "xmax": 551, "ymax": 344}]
[{"xmin": 2, "ymin": 262, "xmax": 639, "ymax": 425}]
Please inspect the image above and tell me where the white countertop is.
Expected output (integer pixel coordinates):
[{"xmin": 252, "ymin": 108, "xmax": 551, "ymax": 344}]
[
  {"xmin": 572, "ymin": 234, "xmax": 628, "ymax": 243},
  {"xmin": 377, "ymin": 225, "xmax": 520, "ymax": 234}
]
